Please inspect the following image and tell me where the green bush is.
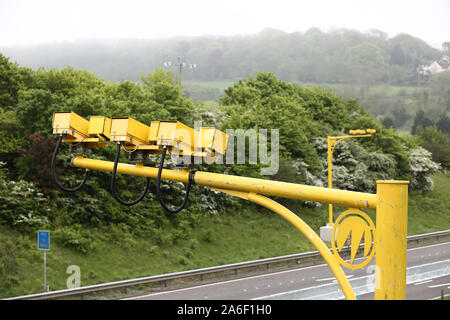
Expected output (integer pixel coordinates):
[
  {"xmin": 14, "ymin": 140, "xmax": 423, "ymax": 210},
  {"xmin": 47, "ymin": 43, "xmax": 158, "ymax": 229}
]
[
  {"xmin": 0, "ymin": 239, "xmax": 20, "ymax": 290},
  {"xmin": 52, "ymin": 225, "xmax": 97, "ymax": 254},
  {"xmin": 409, "ymin": 147, "xmax": 441, "ymax": 191},
  {"xmin": 0, "ymin": 179, "xmax": 50, "ymax": 232}
]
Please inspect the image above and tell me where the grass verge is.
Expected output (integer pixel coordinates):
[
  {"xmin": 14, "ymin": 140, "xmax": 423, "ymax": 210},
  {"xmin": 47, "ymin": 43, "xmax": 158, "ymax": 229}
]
[{"xmin": 1, "ymin": 172, "xmax": 449, "ymax": 298}]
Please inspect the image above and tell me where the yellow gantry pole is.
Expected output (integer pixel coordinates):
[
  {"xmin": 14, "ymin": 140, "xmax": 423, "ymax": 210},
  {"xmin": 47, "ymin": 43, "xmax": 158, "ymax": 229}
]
[
  {"xmin": 72, "ymin": 155, "xmax": 377, "ymax": 210},
  {"xmin": 327, "ymin": 136, "xmax": 333, "ymax": 226},
  {"xmin": 375, "ymin": 180, "xmax": 409, "ymax": 300},
  {"xmin": 327, "ymin": 132, "xmax": 374, "ymax": 226}
]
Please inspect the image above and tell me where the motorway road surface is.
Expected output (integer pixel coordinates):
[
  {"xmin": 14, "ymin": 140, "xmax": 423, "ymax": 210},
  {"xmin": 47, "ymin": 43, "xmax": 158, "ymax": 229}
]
[{"xmin": 125, "ymin": 242, "xmax": 450, "ymax": 300}]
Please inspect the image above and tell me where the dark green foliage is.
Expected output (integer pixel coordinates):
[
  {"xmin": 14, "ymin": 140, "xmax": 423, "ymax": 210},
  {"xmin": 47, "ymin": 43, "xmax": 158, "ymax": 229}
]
[
  {"xmin": 53, "ymin": 225, "xmax": 97, "ymax": 254},
  {"xmin": 411, "ymin": 109, "xmax": 434, "ymax": 135},
  {"xmin": 417, "ymin": 126, "xmax": 450, "ymax": 169},
  {"xmin": 17, "ymin": 133, "xmax": 58, "ymax": 195},
  {"xmin": 220, "ymin": 72, "xmax": 366, "ymax": 173},
  {"xmin": 0, "ymin": 54, "xmax": 22, "ymax": 109},
  {"xmin": 220, "ymin": 72, "xmax": 414, "ymax": 182},
  {"xmin": 0, "ymin": 179, "xmax": 50, "ymax": 232},
  {"xmin": 0, "ymin": 54, "xmax": 205, "ymax": 237},
  {"xmin": 0, "ymin": 53, "xmax": 440, "ymax": 255},
  {"xmin": 436, "ymin": 113, "xmax": 450, "ymax": 134}
]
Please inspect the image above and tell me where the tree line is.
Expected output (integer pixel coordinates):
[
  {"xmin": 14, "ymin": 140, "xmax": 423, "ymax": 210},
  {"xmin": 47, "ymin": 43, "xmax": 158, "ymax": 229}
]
[
  {"xmin": 0, "ymin": 52, "xmax": 443, "ymax": 239},
  {"xmin": 1, "ymin": 28, "xmax": 445, "ymax": 85}
]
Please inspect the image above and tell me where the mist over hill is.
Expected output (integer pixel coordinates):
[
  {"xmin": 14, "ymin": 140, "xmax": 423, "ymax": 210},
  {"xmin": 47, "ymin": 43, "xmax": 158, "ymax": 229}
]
[{"xmin": 1, "ymin": 28, "xmax": 445, "ymax": 85}]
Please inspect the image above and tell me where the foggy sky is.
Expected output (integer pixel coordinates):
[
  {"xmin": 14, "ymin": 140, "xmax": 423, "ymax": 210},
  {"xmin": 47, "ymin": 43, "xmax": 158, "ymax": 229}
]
[{"xmin": 0, "ymin": 0, "xmax": 449, "ymax": 48}]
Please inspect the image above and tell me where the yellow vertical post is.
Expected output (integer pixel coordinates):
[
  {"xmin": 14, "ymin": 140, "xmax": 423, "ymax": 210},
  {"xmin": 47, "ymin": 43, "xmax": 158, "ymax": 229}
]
[
  {"xmin": 375, "ymin": 180, "xmax": 409, "ymax": 300},
  {"xmin": 327, "ymin": 136, "xmax": 333, "ymax": 226}
]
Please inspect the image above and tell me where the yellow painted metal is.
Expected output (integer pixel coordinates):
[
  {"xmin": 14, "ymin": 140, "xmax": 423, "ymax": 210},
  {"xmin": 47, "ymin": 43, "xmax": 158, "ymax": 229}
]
[
  {"xmin": 52, "ymin": 111, "xmax": 90, "ymax": 141},
  {"xmin": 148, "ymin": 121, "xmax": 160, "ymax": 144},
  {"xmin": 88, "ymin": 116, "xmax": 112, "ymax": 140},
  {"xmin": 248, "ymin": 193, "xmax": 356, "ymax": 300},
  {"xmin": 148, "ymin": 122, "xmax": 228, "ymax": 159},
  {"xmin": 327, "ymin": 130, "xmax": 375, "ymax": 226},
  {"xmin": 72, "ymin": 155, "xmax": 377, "ymax": 209},
  {"xmin": 148, "ymin": 120, "xmax": 195, "ymax": 155},
  {"xmin": 194, "ymin": 127, "xmax": 228, "ymax": 157},
  {"xmin": 52, "ymin": 115, "xmax": 411, "ymax": 300},
  {"xmin": 331, "ymin": 208, "xmax": 376, "ymax": 270},
  {"xmin": 327, "ymin": 136, "xmax": 333, "ymax": 226},
  {"xmin": 375, "ymin": 180, "xmax": 409, "ymax": 300},
  {"xmin": 69, "ymin": 151, "xmax": 408, "ymax": 300},
  {"xmin": 212, "ymin": 188, "xmax": 356, "ymax": 300},
  {"xmin": 110, "ymin": 117, "xmax": 150, "ymax": 147}
]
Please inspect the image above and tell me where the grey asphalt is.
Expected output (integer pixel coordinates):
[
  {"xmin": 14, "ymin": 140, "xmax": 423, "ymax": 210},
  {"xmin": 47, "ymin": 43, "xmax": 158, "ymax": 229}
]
[{"xmin": 125, "ymin": 241, "xmax": 450, "ymax": 300}]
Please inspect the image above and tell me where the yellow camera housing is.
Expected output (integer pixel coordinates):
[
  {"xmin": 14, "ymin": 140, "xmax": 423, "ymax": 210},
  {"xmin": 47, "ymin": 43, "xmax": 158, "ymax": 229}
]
[
  {"xmin": 148, "ymin": 121, "xmax": 195, "ymax": 156},
  {"xmin": 110, "ymin": 117, "xmax": 153, "ymax": 149},
  {"xmin": 194, "ymin": 127, "xmax": 228, "ymax": 158},
  {"xmin": 52, "ymin": 112, "xmax": 112, "ymax": 147},
  {"xmin": 52, "ymin": 111, "xmax": 90, "ymax": 141},
  {"xmin": 88, "ymin": 116, "xmax": 111, "ymax": 141}
]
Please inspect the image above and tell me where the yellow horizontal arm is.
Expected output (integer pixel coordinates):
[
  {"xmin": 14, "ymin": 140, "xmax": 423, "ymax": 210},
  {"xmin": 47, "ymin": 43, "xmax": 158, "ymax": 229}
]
[{"xmin": 72, "ymin": 155, "xmax": 377, "ymax": 209}]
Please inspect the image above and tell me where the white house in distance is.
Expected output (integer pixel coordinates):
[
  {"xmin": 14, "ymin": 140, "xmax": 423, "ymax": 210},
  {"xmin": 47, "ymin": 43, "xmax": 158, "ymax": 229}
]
[
  {"xmin": 417, "ymin": 55, "xmax": 450, "ymax": 82},
  {"xmin": 422, "ymin": 61, "xmax": 447, "ymax": 74},
  {"xmin": 419, "ymin": 57, "xmax": 450, "ymax": 76}
]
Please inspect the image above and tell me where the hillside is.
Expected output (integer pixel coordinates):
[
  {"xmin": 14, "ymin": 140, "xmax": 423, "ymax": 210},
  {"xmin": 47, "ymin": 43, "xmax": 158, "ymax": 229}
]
[
  {"xmin": 2, "ymin": 28, "xmax": 449, "ymax": 135},
  {"xmin": 0, "ymin": 52, "xmax": 448, "ymax": 298},
  {"xmin": 1, "ymin": 28, "xmax": 445, "ymax": 85}
]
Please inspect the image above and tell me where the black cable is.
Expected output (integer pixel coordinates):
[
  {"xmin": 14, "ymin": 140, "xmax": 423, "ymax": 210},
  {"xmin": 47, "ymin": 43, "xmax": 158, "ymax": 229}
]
[
  {"xmin": 110, "ymin": 142, "xmax": 150, "ymax": 206},
  {"xmin": 156, "ymin": 146, "xmax": 192, "ymax": 215},
  {"xmin": 51, "ymin": 135, "xmax": 89, "ymax": 192}
]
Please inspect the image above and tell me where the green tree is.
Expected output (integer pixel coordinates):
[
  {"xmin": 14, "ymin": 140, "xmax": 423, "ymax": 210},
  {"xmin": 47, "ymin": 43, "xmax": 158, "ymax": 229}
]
[
  {"xmin": 417, "ymin": 126, "xmax": 450, "ymax": 169},
  {"xmin": 381, "ymin": 113, "xmax": 395, "ymax": 128},
  {"xmin": 345, "ymin": 43, "xmax": 388, "ymax": 83},
  {"xmin": 411, "ymin": 109, "xmax": 434, "ymax": 135},
  {"xmin": 390, "ymin": 44, "xmax": 406, "ymax": 65},
  {"xmin": 0, "ymin": 110, "xmax": 26, "ymax": 155},
  {"xmin": 221, "ymin": 72, "xmax": 323, "ymax": 172},
  {"xmin": 436, "ymin": 113, "xmax": 450, "ymax": 134},
  {"xmin": 0, "ymin": 54, "xmax": 22, "ymax": 109},
  {"xmin": 409, "ymin": 147, "xmax": 441, "ymax": 191},
  {"xmin": 140, "ymin": 69, "xmax": 195, "ymax": 124},
  {"xmin": 220, "ymin": 72, "xmax": 413, "ymax": 182},
  {"xmin": 15, "ymin": 67, "xmax": 106, "ymax": 136}
]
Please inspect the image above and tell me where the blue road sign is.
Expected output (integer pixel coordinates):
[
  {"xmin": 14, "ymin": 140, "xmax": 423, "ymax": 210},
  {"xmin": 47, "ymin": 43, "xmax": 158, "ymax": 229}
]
[{"xmin": 38, "ymin": 230, "xmax": 50, "ymax": 251}]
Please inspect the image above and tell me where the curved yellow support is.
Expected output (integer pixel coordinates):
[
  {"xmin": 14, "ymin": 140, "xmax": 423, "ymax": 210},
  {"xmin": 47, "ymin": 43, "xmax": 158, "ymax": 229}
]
[{"xmin": 213, "ymin": 188, "xmax": 357, "ymax": 300}]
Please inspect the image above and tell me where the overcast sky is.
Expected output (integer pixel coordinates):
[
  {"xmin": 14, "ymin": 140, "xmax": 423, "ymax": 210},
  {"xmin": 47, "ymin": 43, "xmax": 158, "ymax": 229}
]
[{"xmin": 0, "ymin": 0, "xmax": 449, "ymax": 48}]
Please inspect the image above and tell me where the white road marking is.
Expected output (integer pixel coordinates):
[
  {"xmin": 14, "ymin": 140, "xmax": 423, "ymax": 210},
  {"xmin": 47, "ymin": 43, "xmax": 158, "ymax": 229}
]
[
  {"xmin": 428, "ymin": 282, "xmax": 450, "ymax": 288},
  {"xmin": 256, "ymin": 259, "xmax": 450, "ymax": 300},
  {"xmin": 414, "ymin": 280, "xmax": 433, "ymax": 285},
  {"xmin": 316, "ymin": 275, "xmax": 354, "ymax": 282},
  {"xmin": 124, "ymin": 242, "xmax": 450, "ymax": 300}
]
